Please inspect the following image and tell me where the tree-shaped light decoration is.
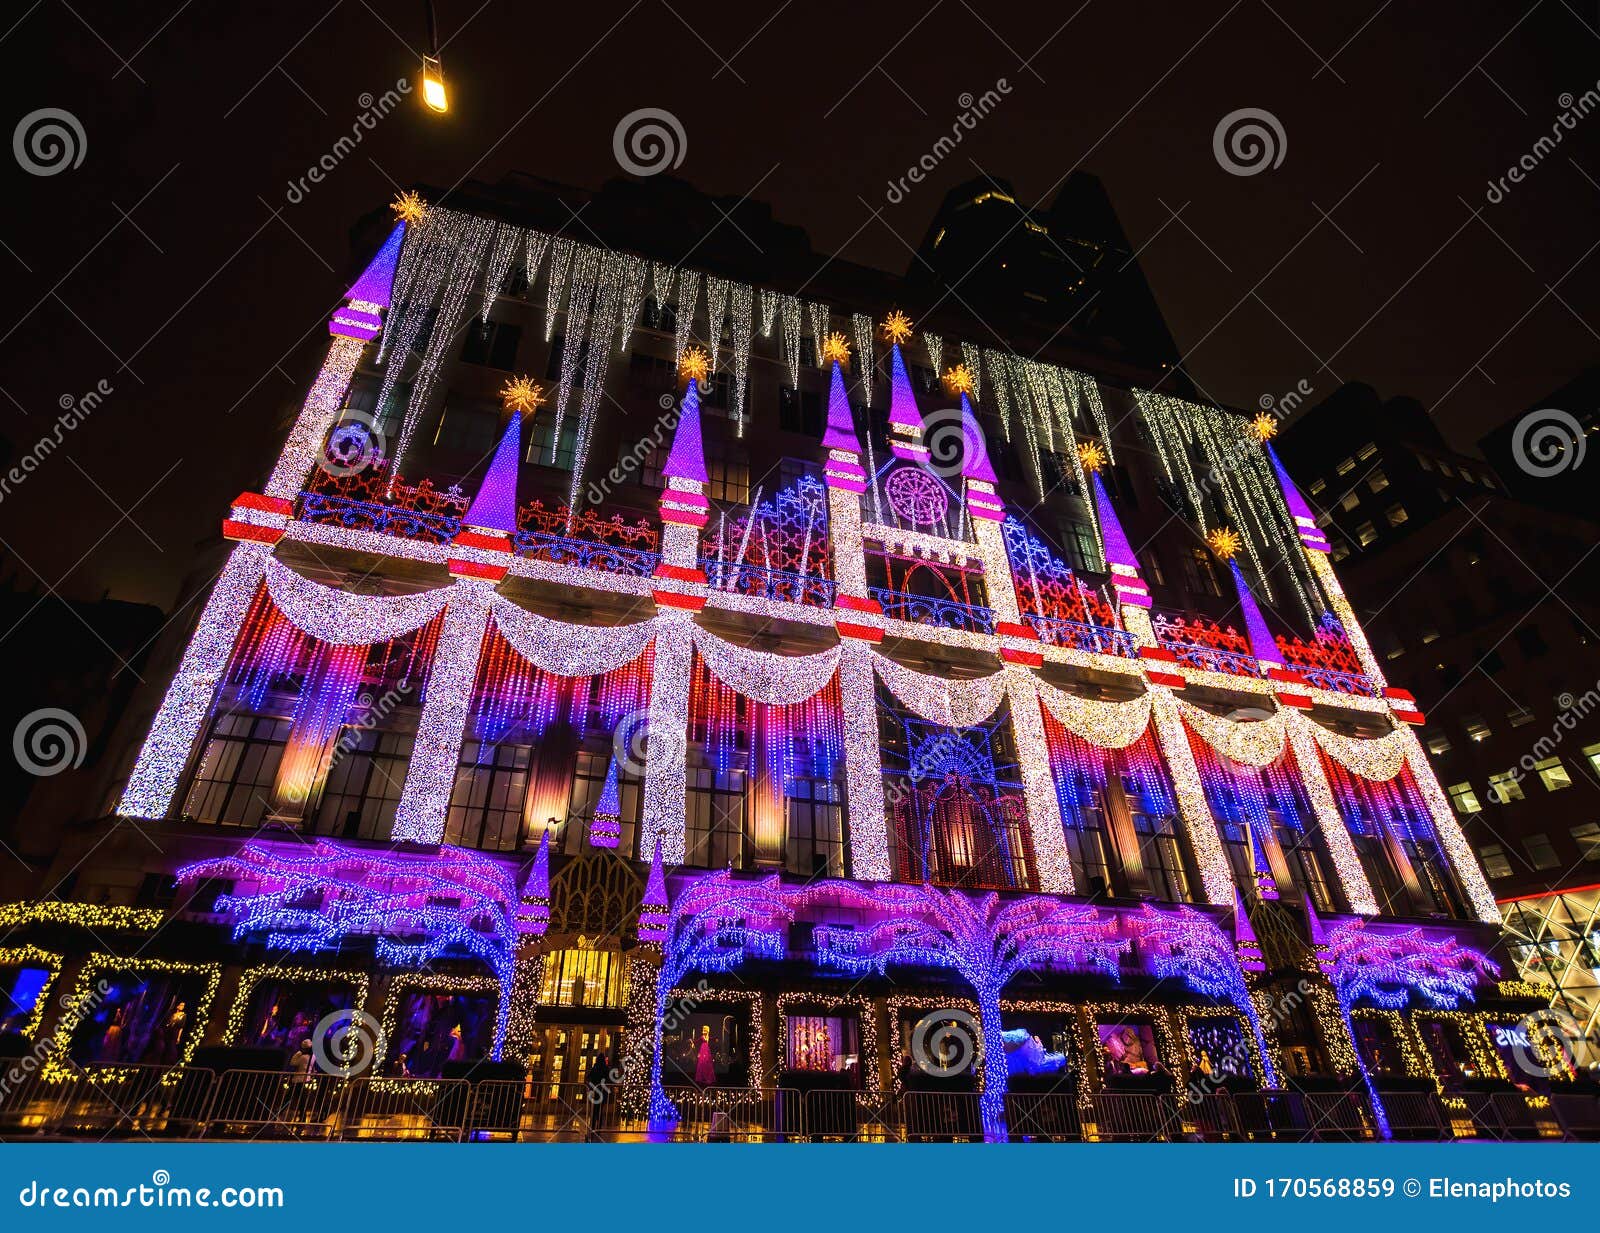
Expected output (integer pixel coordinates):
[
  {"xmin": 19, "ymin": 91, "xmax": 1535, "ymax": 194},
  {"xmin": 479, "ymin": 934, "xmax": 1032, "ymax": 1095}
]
[
  {"xmin": 177, "ymin": 840, "xmax": 520, "ymax": 1057},
  {"xmin": 808, "ymin": 881, "xmax": 1126, "ymax": 1141},
  {"xmin": 646, "ymin": 870, "xmax": 792, "ymax": 1129},
  {"xmin": 1317, "ymin": 914, "xmax": 1498, "ymax": 1139},
  {"xmin": 517, "ymin": 829, "xmax": 551, "ymax": 937},
  {"xmin": 1130, "ymin": 903, "xmax": 1280, "ymax": 1087}
]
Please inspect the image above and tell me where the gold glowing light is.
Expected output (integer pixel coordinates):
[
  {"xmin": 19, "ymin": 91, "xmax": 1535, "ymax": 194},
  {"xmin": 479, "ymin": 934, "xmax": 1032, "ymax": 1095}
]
[
  {"xmin": 1250, "ymin": 413, "xmax": 1279, "ymax": 443},
  {"xmin": 1207, "ymin": 527, "xmax": 1243, "ymax": 560},
  {"xmin": 943, "ymin": 363, "xmax": 975, "ymax": 395},
  {"xmin": 821, "ymin": 332, "xmax": 851, "ymax": 366},
  {"xmin": 679, "ymin": 346, "xmax": 711, "ymax": 384},
  {"xmin": 1077, "ymin": 441, "xmax": 1108, "ymax": 472},
  {"xmin": 391, "ymin": 190, "xmax": 427, "ymax": 224},
  {"xmin": 500, "ymin": 375, "xmax": 547, "ymax": 416},
  {"xmin": 421, "ymin": 54, "xmax": 448, "ymax": 113},
  {"xmin": 881, "ymin": 310, "xmax": 914, "ymax": 345}
]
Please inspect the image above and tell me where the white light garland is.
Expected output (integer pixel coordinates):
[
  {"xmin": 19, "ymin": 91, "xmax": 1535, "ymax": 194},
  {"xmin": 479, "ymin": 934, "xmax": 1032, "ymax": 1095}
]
[
  {"xmin": 704, "ymin": 276, "xmax": 729, "ymax": 370},
  {"xmin": 391, "ymin": 578, "xmax": 494, "ymax": 843},
  {"xmin": 118, "ymin": 542, "xmax": 271, "ymax": 820},
  {"xmin": 1296, "ymin": 712, "xmax": 1409, "ymax": 780},
  {"xmin": 840, "ymin": 640, "xmax": 890, "ymax": 880},
  {"xmin": 851, "ymin": 313, "xmax": 875, "ymax": 406},
  {"xmin": 728, "ymin": 282, "xmax": 753, "ymax": 434},
  {"xmin": 553, "ymin": 242, "xmax": 601, "ymax": 434},
  {"xmin": 757, "ymin": 286, "xmax": 778, "ymax": 336},
  {"xmin": 1036, "ymin": 678, "xmax": 1153, "ymax": 749},
  {"xmin": 478, "ymin": 222, "xmax": 524, "ymax": 323},
  {"xmin": 1285, "ymin": 720, "xmax": 1380, "ymax": 915},
  {"xmin": 543, "ymin": 237, "xmax": 574, "ymax": 341},
  {"xmin": 1395, "ymin": 725, "xmax": 1500, "ymax": 923},
  {"xmin": 489, "ymin": 597, "xmax": 657, "ymax": 675},
  {"xmin": 1180, "ymin": 701, "xmax": 1286, "ymax": 768},
  {"xmin": 780, "ymin": 294, "xmax": 802, "ymax": 387},
  {"xmin": 960, "ymin": 341, "xmax": 982, "ymax": 400},
  {"xmin": 1004, "ymin": 665, "xmax": 1074, "ymax": 893},
  {"xmin": 690, "ymin": 627, "xmax": 840, "ymax": 703},
  {"xmin": 673, "ymin": 269, "xmax": 701, "ymax": 363},
  {"xmin": 615, "ymin": 253, "xmax": 649, "ymax": 352},
  {"xmin": 807, "ymin": 302, "xmax": 831, "ymax": 365},
  {"xmin": 263, "ymin": 557, "xmax": 451, "ymax": 644},
  {"xmin": 1147, "ymin": 690, "xmax": 1234, "ymax": 906},
  {"xmin": 871, "ymin": 651, "xmax": 1007, "ymax": 728}
]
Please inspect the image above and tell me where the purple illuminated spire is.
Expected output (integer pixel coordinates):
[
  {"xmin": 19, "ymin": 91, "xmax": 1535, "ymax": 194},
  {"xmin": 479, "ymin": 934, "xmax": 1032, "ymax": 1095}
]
[
  {"xmin": 959, "ymin": 393, "xmax": 998, "ymax": 483},
  {"xmin": 590, "ymin": 757, "xmax": 622, "ymax": 848},
  {"xmin": 1266, "ymin": 443, "xmax": 1330, "ymax": 553},
  {"xmin": 819, "ymin": 360, "xmax": 862, "ymax": 452},
  {"xmin": 1090, "ymin": 473, "xmax": 1137, "ymax": 573},
  {"xmin": 1233, "ymin": 888, "xmax": 1266, "ymax": 972},
  {"xmin": 518, "ymin": 829, "xmax": 550, "ymax": 937},
  {"xmin": 1229, "ymin": 559, "xmax": 1284, "ymax": 667},
  {"xmin": 637, "ymin": 839, "xmax": 669, "ymax": 943},
  {"xmin": 462, "ymin": 412, "xmax": 524, "ymax": 534},
  {"xmin": 886, "ymin": 343, "xmax": 925, "ymax": 434},
  {"xmin": 347, "ymin": 222, "xmax": 405, "ymax": 308},
  {"xmin": 662, "ymin": 378, "xmax": 709, "ymax": 484}
]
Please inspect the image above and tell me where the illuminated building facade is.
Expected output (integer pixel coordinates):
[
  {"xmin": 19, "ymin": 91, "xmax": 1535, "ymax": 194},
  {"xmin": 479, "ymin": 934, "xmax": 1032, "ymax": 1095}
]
[{"xmin": 1, "ymin": 181, "xmax": 1574, "ymax": 1142}]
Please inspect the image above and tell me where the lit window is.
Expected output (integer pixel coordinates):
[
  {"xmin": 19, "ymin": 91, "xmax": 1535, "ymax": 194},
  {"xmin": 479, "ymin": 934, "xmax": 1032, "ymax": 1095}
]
[
  {"xmin": 1524, "ymin": 833, "xmax": 1560, "ymax": 870},
  {"xmin": 1438, "ymin": 460, "xmax": 1455, "ymax": 477},
  {"xmin": 1508, "ymin": 706, "xmax": 1535, "ymax": 728},
  {"xmin": 1535, "ymin": 757, "xmax": 1573, "ymax": 792},
  {"xmin": 1424, "ymin": 730, "xmax": 1452, "ymax": 755},
  {"xmin": 1477, "ymin": 843, "xmax": 1513, "ymax": 879},
  {"xmin": 1458, "ymin": 467, "xmax": 1474, "ymax": 483},
  {"xmin": 1308, "ymin": 477, "xmax": 1326, "ymax": 495},
  {"xmin": 1447, "ymin": 782, "xmax": 1482, "ymax": 815},
  {"xmin": 1384, "ymin": 504, "xmax": 1408, "ymax": 527},
  {"xmin": 1420, "ymin": 627, "xmax": 1440, "ymax": 644},
  {"xmin": 1416, "ymin": 454, "xmax": 1434, "ymax": 472},
  {"xmin": 1340, "ymin": 491, "xmax": 1361, "ymax": 512},
  {"xmin": 1357, "ymin": 442, "xmax": 1377, "ymax": 460},
  {"xmin": 1356, "ymin": 521, "xmax": 1378, "ymax": 546},
  {"xmin": 1487, "ymin": 771, "xmax": 1524, "ymax": 803},
  {"xmin": 1330, "ymin": 542, "xmax": 1351, "ymax": 562},
  {"xmin": 1571, "ymin": 821, "xmax": 1600, "ymax": 861},
  {"xmin": 1336, "ymin": 457, "xmax": 1356, "ymax": 475},
  {"xmin": 1368, "ymin": 470, "xmax": 1389, "ymax": 493},
  {"xmin": 1463, "ymin": 715, "xmax": 1491, "ymax": 742},
  {"xmin": 528, "ymin": 419, "xmax": 577, "ymax": 470},
  {"xmin": 1583, "ymin": 742, "xmax": 1600, "ymax": 776}
]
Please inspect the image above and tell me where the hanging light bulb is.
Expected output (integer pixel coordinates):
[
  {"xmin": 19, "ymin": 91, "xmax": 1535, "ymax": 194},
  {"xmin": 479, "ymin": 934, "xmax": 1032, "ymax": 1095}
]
[{"xmin": 421, "ymin": 53, "xmax": 448, "ymax": 113}]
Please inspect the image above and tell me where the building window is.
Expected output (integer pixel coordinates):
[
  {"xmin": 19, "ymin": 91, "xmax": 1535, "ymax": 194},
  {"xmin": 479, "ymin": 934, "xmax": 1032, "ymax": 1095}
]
[
  {"xmin": 1330, "ymin": 542, "xmax": 1351, "ymax": 563},
  {"xmin": 1535, "ymin": 757, "xmax": 1573, "ymax": 792},
  {"xmin": 1423, "ymin": 730, "xmax": 1452, "ymax": 755},
  {"xmin": 1368, "ymin": 470, "xmax": 1389, "ymax": 493},
  {"xmin": 1570, "ymin": 821, "xmax": 1600, "ymax": 861},
  {"xmin": 1336, "ymin": 457, "xmax": 1356, "ymax": 475},
  {"xmin": 311, "ymin": 729, "xmax": 415, "ymax": 841},
  {"xmin": 786, "ymin": 779, "xmax": 845, "ymax": 877},
  {"xmin": 1355, "ymin": 521, "xmax": 1378, "ymax": 546},
  {"xmin": 1523, "ymin": 833, "xmax": 1561, "ymax": 870},
  {"xmin": 1508, "ymin": 705, "xmax": 1535, "ymax": 728},
  {"xmin": 537, "ymin": 948, "xmax": 624, "ymax": 1008},
  {"xmin": 778, "ymin": 387, "xmax": 823, "ymax": 436},
  {"xmin": 1420, "ymin": 627, "xmax": 1439, "ymax": 644},
  {"xmin": 1487, "ymin": 771, "xmax": 1524, "ymax": 804},
  {"xmin": 1308, "ymin": 477, "xmax": 1326, "ymax": 496},
  {"xmin": 1416, "ymin": 453, "xmax": 1433, "ymax": 472},
  {"xmin": 1339, "ymin": 491, "xmax": 1361, "ymax": 512},
  {"xmin": 433, "ymin": 400, "xmax": 501, "ymax": 454},
  {"xmin": 459, "ymin": 320, "xmax": 522, "ymax": 369},
  {"xmin": 1477, "ymin": 843, "xmax": 1513, "ymax": 879},
  {"xmin": 528, "ymin": 418, "xmax": 576, "ymax": 470},
  {"xmin": 1446, "ymin": 782, "xmax": 1481, "ymax": 815},
  {"xmin": 1438, "ymin": 460, "xmax": 1454, "ymax": 477},
  {"xmin": 182, "ymin": 715, "xmax": 291, "ymax": 827},
  {"xmin": 1060, "ymin": 519, "xmax": 1099, "ymax": 574},
  {"xmin": 446, "ymin": 741, "xmax": 532, "ymax": 851},
  {"xmin": 686, "ymin": 765, "xmax": 747, "ymax": 869},
  {"xmin": 705, "ymin": 441, "xmax": 750, "ymax": 503},
  {"xmin": 1357, "ymin": 442, "xmax": 1377, "ymax": 460},
  {"xmin": 1463, "ymin": 714, "xmax": 1490, "ymax": 742},
  {"xmin": 1384, "ymin": 504, "xmax": 1408, "ymax": 527},
  {"xmin": 1180, "ymin": 547, "xmax": 1223, "ymax": 597}
]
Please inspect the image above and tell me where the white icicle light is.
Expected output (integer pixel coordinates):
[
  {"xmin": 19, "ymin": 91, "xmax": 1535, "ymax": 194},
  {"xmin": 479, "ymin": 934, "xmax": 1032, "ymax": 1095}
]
[
  {"xmin": 118, "ymin": 543, "xmax": 272, "ymax": 820},
  {"xmin": 391, "ymin": 579, "xmax": 495, "ymax": 843}
]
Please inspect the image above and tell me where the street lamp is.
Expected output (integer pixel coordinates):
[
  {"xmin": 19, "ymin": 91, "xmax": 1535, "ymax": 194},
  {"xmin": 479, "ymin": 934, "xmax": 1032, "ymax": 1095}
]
[{"xmin": 420, "ymin": 2, "xmax": 447, "ymax": 113}]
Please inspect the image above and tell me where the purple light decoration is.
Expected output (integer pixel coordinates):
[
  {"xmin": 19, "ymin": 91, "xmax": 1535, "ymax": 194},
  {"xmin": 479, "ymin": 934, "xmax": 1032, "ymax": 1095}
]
[
  {"xmin": 1265, "ymin": 443, "xmax": 1330, "ymax": 554},
  {"xmin": 820, "ymin": 360, "xmax": 862, "ymax": 453},
  {"xmin": 1185, "ymin": 726, "xmax": 1281, "ymax": 899},
  {"xmin": 1233, "ymin": 889, "xmax": 1266, "ymax": 973},
  {"xmin": 329, "ymin": 222, "xmax": 405, "ymax": 342},
  {"xmin": 461, "ymin": 411, "xmax": 524, "ymax": 535},
  {"xmin": 1228, "ymin": 559, "xmax": 1284, "ymax": 667},
  {"xmin": 1131, "ymin": 903, "xmax": 1280, "ymax": 1087},
  {"xmin": 637, "ymin": 840, "xmax": 669, "ymax": 944},
  {"xmin": 886, "ymin": 343, "xmax": 925, "ymax": 434},
  {"xmin": 518, "ymin": 829, "xmax": 550, "ymax": 937},
  {"xmin": 959, "ymin": 393, "xmax": 998, "ymax": 483},
  {"xmin": 177, "ymin": 839, "xmax": 519, "ymax": 1056},
  {"xmin": 662, "ymin": 378, "xmax": 708, "ymax": 484},
  {"xmin": 590, "ymin": 757, "xmax": 622, "ymax": 848},
  {"xmin": 1090, "ymin": 471, "xmax": 1151, "ymax": 609}
]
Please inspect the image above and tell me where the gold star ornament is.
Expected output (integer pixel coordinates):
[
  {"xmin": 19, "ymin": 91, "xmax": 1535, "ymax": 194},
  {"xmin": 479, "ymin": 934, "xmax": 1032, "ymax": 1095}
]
[
  {"xmin": 1206, "ymin": 527, "xmax": 1243, "ymax": 560},
  {"xmin": 499, "ymin": 375, "xmax": 547, "ymax": 415},
  {"xmin": 1250, "ymin": 412, "xmax": 1278, "ymax": 443},
  {"xmin": 881, "ymin": 310, "xmax": 914, "ymax": 345},
  {"xmin": 942, "ymin": 363, "xmax": 976, "ymax": 395},
  {"xmin": 821, "ymin": 332, "xmax": 851, "ymax": 366},
  {"xmin": 391, "ymin": 190, "xmax": 428, "ymax": 224},
  {"xmin": 679, "ymin": 346, "xmax": 711, "ymax": 384}
]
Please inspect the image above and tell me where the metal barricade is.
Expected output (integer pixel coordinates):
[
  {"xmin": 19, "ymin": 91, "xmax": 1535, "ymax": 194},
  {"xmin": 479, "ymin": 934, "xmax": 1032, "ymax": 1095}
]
[
  {"xmin": 462, "ymin": 1079, "xmax": 530, "ymax": 1141},
  {"xmin": 339, "ymin": 1076, "xmax": 470, "ymax": 1141},
  {"xmin": 51, "ymin": 1065, "xmax": 215, "ymax": 1138},
  {"xmin": 1003, "ymin": 1091, "xmax": 1084, "ymax": 1142},
  {"xmin": 1084, "ymin": 1091, "xmax": 1185, "ymax": 1142},
  {"xmin": 1491, "ymin": 1092, "xmax": 1563, "ymax": 1140},
  {"xmin": 516, "ymin": 1081, "xmax": 625, "ymax": 1142},
  {"xmin": 0, "ymin": 1066, "xmax": 71, "ymax": 1137},
  {"xmin": 661, "ymin": 1087, "xmax": 801, "ymax": 1142},
  {"xmin": 1299, "ymin": 1090, "xmax": 1376, "ymax": 1141},
  {"xmin": 1551, "ymin": 1092, "xmax": 1600, "ymax": 1141},
  {"xmin": 202, "ymin": 1069, "xmax": 343, "ymax": 1140},
  {"xmin": 800, "ymin": 1089, "xmax": 898, "ymax": 1142},
  {"xmin": 1377, "ymin": 1089, "xmax": 1448, "ymax": 1141},
  {"xmin": 900, "ymin": 1091, "xmax": 985, "ymax": 1141},
  {"xmin": 1185, "ymin": 1092, "xmax": 1245, "ymax": 1141}
]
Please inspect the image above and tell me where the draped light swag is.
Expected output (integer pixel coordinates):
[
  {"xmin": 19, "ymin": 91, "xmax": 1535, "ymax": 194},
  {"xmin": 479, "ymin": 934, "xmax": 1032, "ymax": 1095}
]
[
  {"xmin": 870, "ymin": 650, "xmax": 1008, "ymax": 728},
  {"xmin": 1178, "ymin": 702, "xmax": 1287, "ymax": 768},
  {"xmin": 690, "ymin": 627, "xmax": 841, "ymax": 704},
  {"xmin": 1035, "ymin": 678, "xmax": 1154, "ymax": 750},
  {"xmin": 1293, "ymin": 712, "xmax": 1410, "ymax": 781},
  {"xmin": 488, "ymin": 598, "xmax": 657, "ymax": 677},
  {"xmin": 262, "ymin": 557, "xmax": 452, "ymax": 645}
]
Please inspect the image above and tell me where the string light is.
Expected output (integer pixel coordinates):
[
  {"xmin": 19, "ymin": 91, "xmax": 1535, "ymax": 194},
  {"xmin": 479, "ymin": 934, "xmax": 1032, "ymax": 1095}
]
[
  {"xmin": 0, "ymin": 945, "xmax": 62, "ymax": 1038},
  {"xmin": 223, "ymin": 965, "xmax": 370, "ymax": 1046},
  {"xmin": 47, "ymin": 957, "xmax": 221, "ymax": 1081},
  {"xmin": 773, "ymin": 992, "xmax": 883, "ymax": 1096},
  {"xmin": 378, "ymin": 974, "xmax": 501, "ymax": 1071},
  {"xmin": 543, "ymin": 237, "xmax": 574, "ymax": 342},
  {"xmin": 0, "ymin": 902, "xmax": 164, "ymax": 931}
]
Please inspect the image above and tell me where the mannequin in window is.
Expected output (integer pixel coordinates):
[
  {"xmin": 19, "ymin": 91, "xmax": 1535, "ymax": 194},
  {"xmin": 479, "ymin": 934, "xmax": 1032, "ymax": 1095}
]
[{"xmin": 694, "ymin": 1024, "xmax": 717, "ymax": 1086}]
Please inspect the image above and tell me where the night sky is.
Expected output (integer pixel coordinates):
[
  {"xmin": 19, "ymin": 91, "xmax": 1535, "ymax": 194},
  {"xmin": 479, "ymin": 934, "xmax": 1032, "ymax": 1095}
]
[{"xmin": 7, "ymin": 2, "xmax": 1598, "ymax": 612}]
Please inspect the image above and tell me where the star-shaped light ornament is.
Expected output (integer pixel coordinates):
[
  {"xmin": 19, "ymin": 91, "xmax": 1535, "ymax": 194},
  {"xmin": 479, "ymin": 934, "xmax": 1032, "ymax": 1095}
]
[
  {"xmin": 1077, "ymin": 441, "xmax": 1108, "ymax": 472},
  {"xmin": 679, "ymin": 346, "xmax": 711, "ymax": 384},
  {"xmin": 881, "ymin": 310, "xmax": 914, "ymax": 345},
  {"xmin": 499, "ymin": 375, "xmax": 547, "ymax": 416},
  {"xmin": 821, "ymin": 332, "xmax": 851, "ymax": 366},
  {"xmin": 942, "ymin": 363, "xmax": 976, "ymax": 395},
  {"xmin": 1250, "ymin": 412, "xmax": 1279, "ymax": 443},
  {"xmin": 391, "ymin": 190, "xmax": 427, "ymax": 224},
  {"xmin": 1206, "ymin": 527, "xmax": 1243, "ymax": 560}
]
